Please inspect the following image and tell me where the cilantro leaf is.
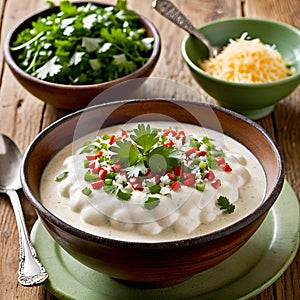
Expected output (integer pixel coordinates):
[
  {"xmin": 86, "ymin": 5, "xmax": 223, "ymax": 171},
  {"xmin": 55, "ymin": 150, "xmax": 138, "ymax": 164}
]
[
  {"xmin": 11, "ymin": 0, "xmax": 153, "ymax": 85},
  {"xmin": 147, "ymin": 146, "xmax": 182, "ymax": 174},
  {"xmin": 144, "ymin": 196, "xmax": 160, "ymax": 210},
  {"xmin": 217, "ymin": 196, "xmax": 235, "ymax": 213},
  {"xmin": 110, "ymin": 139, "xmax": 139, "ymax": 167},
  {"xmin": 116, "ymin": 188, "xmax": 132, "ymax": 201},
  {"xmin": 126, "ymin": 161, "xmax": 147, "ymax": 178},
  {"xmin": 130, "ymin": 124, "xmax": 159, "ymax": 154},
  {"xmin": 145, "ymin": 181, "xmax": 161, "ymax": 194},
  {"xmin": 34, "ymin": 56, "xmax": 62, "ymax": 80}
]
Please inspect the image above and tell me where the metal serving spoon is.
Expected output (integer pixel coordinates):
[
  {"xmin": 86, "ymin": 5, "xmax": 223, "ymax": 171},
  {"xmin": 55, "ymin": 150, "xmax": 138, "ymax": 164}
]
[
  {"xmin": 0, "ymin": 134, "xmax": 48, "ymax": 286},
  {"xmin": 152, "ymin": 0, "xmax": 222, "ymax": 57}
]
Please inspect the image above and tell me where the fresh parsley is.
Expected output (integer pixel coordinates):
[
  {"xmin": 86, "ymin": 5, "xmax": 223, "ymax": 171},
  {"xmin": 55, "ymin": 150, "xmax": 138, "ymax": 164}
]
[
  {"xmin": 11, "ymin": 0, "xmax": 154, "ymax": 85},
  {"xmin": 217, "ymin": 196, "xmax": 235, "ymax": 213}
]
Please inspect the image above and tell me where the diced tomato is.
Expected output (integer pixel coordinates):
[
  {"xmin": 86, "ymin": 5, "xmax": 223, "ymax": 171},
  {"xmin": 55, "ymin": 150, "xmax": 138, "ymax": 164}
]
[
  {"xmin": 129, "ymin": 177, "xmax": 143, "ymax": 191},
  {"xmin": 167, "ymin": 172, "xmax": 176, "ymax": 181},
  {"xmin": 120, "ymin": 170, "xmax": 127, "ymax": 177},
  {"xmin": 172, "ymin": 166, "xmax": 182, "ymax": 176},
  {"xmin": 211, "ymin": 179, "xmax": 221, "ymax": 189},
  {"xmin": 205, "ymin": 170, "xmax": 215, "ymax": 181},
  {"xmin": 154, "ymin": 174, "xmax": 161, "ymax": 184},
  {"xmin": 170, "ymin": 181, "xmax": 181, "ymax": 191},
  {"xmin": 111, "ymin": 163, "xmax": 123, "ymax": 173},
  {"xmin": 216, "ymin": 157, "xmax": 225, "ymax": 166},
  {"xmin": 164, "ymin": 139, "xmax": 174, "ymax": 147},
  {"xmin": 176, "ymin": 130, "xmax": 186, "ymax": 141},
  {"xmin": 162, "ymin": 129, "xmax": 170, "ymax": 136},
  {"xmin": 220, "ymin": 163, "xmax": 232, "ymax": 172},
  {"xmin": 183, "ymin": 177, "xmax": 195, "ymax": 187},
  {"xmin": 92, "ymin": 167, "xmax": 102, "ymax": 174},
  {"xmin": 121, "ymin": 130, "xmax": 129, "ymax": 138},
  {"xmin": 91, "ymin": 180, "xmax": 104, "ymax": 189},
  {"xmin": 185, "ymin": 147, "xmax": 198, "ymax": 156},
  {"xmin": 99, "ymin": 169, "xmax": 107, "ymax": 179},
  {"xmin": 162, "ymin": 129, "xmax": 176, "ymax": 136},
  {"xmin": 109, "ymin": 135, "xmax": 116, "ymax": 145},
  {"xmin": 86, "ymin": 151, "xmax": 102, "ymax": 161},
  {"xmin": 183, "ymin": 172, "xmax": 196, "ymax": 179},
  {"xmin": 144, "ymin": 169, "xmax": 153, "ymax": 178},
  {"xmin": 88, "ymin": 161, "xmax": 96, "ymax": 169},
  {"xmin": 129, "ymin": 177, "xmax": 140, "ymax": 185},
  {"xmin": 196, "ymin": 150, "xmax": 207, "ymax": 156}
]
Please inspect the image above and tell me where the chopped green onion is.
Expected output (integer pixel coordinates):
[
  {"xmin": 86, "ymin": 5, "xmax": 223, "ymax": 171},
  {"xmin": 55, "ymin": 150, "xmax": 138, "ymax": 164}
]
[
  {"xmin": 82, "ymin": 187, "xmax": 92, "ymax": 196},
  {"xmin": 55, "ymin": 171, "xmax": 68, "ymax": 181}
]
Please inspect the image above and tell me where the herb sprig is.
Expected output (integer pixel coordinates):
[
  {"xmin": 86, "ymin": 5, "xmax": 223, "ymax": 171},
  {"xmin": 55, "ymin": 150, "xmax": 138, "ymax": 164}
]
[
  {"xmin": 57, "ymin": 124, "xmax": 235, "ymax": 212},
  {"xmin": 11, "ymin": 0, "xmax": 154, "ymax": 85}
]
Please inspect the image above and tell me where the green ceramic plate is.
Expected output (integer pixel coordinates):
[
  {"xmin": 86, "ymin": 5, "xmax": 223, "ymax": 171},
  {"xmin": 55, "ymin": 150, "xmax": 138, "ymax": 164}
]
[{"xmin": 31, "ymin": 180, "xmax": 299, "ymax": 300}]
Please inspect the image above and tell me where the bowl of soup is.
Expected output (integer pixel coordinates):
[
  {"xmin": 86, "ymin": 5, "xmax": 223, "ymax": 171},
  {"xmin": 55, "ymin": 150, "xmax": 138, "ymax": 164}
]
[
  {"xmin": 3, "ymin": 1, "xmax": 161, "ymax": 110},
  {"xmin": 181, "ymin": 18, "xmax": 300, "ymax": 120},
  {"xmin": 21, "ymin": 99, "xmax": 284, "ymax": 288}
]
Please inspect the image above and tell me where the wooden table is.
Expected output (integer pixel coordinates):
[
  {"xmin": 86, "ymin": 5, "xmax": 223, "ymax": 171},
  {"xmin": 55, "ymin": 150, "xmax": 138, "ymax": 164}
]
[{"xmin": 0, "ymin": 0, "xmax": 299, "ymax": 299}]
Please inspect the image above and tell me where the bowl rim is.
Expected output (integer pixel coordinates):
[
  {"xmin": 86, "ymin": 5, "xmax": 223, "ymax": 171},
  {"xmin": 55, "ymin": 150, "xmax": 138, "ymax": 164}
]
[
  {"xmin": 181, "ymin": 17, "xmax": 300, "ymax": 87},
  {"xmin": 3, "ymin": 1, "xmax": 161, "ymax": 89},
  {"xmin": 21, "ymin": 99, "xmax": 285, "ymax": 249}
]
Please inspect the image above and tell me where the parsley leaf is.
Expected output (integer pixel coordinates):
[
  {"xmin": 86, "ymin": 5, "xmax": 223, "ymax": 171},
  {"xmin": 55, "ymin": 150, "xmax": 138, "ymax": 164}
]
[
  {"xmin": 217, "ymin": 196, "xmax": 235, "ymax": 213},
  {"xmin": 11, "ymin": 0, "xmax": 153, "ymax": 85}
]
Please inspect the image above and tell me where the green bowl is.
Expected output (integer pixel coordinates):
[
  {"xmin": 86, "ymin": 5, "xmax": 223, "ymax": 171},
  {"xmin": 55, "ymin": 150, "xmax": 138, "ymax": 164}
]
[{"xmin": 181, "ymin": 18, "xmax": 300, "ymax": 119}]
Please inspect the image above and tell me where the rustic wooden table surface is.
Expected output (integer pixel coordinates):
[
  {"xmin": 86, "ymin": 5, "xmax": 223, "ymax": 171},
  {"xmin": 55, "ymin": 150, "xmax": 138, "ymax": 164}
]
[{"xmin": 0, "ymin": 0, "xmax": 299, "ymax": 299}]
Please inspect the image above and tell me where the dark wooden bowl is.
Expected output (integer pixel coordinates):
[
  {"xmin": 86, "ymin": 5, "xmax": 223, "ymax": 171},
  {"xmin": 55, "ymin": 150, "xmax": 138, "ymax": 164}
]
[
  {"xmin": 21, "ymin": 99, "xmax": 284, "ymax": 288},
  {"xmin": 3, "ymin": 3, "xmax": 161, "ymax": 111}
]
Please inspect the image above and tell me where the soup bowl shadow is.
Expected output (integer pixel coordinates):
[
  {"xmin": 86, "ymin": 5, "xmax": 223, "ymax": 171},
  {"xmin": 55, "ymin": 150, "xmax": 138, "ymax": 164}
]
[{"xmin": 21, "ymin": 99, "xmax": 284, "ymax": 288}]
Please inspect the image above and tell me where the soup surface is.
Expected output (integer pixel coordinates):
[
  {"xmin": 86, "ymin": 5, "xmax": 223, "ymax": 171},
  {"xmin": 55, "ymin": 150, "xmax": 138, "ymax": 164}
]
[{"xmin": 40, "ymin": 122, "xmax": 266, "ymax": 242}]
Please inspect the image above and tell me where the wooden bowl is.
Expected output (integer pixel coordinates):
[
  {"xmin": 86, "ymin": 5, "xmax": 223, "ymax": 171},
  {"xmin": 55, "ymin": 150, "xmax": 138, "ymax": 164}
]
[
  {"xmin": 21, "ymin": 99, "xmax": 284, "ymax": 288},
  {"xmin": 3, "ymin": 2, "xmax": 161, "ymax": 111}
]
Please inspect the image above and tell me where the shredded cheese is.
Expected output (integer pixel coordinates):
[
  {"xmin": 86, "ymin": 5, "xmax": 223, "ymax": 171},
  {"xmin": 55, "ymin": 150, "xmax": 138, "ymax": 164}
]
[{"xmin": 200, "ymin": 32, "xmax": 295, "ymax": 83}]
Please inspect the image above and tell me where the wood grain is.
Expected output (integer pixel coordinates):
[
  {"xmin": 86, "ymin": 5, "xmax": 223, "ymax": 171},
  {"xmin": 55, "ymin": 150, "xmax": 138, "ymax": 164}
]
[{"xmin": 0, "ymin": 0, "xmax": 299, "ymax": 299}]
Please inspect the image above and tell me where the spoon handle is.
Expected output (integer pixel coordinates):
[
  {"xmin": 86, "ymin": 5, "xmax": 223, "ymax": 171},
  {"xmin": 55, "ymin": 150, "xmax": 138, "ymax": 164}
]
[
  {"xmin": 7, "ymin": 190, "xmax": 48, "ymax": 286},
  {"xmin": 152, "ymin": 0, "xmax": 213, "ymax": 51}
]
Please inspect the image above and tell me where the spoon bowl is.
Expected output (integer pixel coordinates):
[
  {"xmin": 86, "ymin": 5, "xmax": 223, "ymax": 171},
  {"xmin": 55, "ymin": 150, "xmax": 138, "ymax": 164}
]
[
  {"xmin": 152, "ymin": 0, "xmax": 221, "ymax": 57},
  {"xmin": 0, "ymin": 133, "xmax": 48, "ymax": 286}
]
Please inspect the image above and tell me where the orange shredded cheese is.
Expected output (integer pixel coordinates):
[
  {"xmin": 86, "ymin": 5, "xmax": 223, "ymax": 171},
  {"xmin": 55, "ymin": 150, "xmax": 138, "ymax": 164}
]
[{"xmin": 200, "ymin": 33, "xmax": 295, "ymax": 83}]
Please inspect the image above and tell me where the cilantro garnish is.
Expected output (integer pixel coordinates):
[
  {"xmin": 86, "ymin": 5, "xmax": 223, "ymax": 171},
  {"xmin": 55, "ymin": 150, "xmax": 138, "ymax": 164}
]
[
  {"xmin": 217, "ymin": 196, "xmax": 235, "ymax": 213},
  {"xmin": 111, "ymin": 124, "xmax": 182, "ymax": 176},
  {"xmin": 11, "ymin": 0, "xmax": 154, "ymax": 85},
  {"xmin": 130, "ymin": 124, "xmax": 160, "ymax": 154},
  {"xmin": 55, "ymin": 124, "xmax": 237, "ymax": 215},
  {"xmin": 116, "ymin": 188, "xmax": 132, "ymax": 201},
  {"xmin": 144, "ymin": 196, "xmax": 160, "ymax": 210}
]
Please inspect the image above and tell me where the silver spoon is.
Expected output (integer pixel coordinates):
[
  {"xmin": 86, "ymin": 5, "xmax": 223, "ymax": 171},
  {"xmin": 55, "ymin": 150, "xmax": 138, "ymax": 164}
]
[
  {"xmin": 152, "ymin": 0, "xmax": 222, "ymax": 57},
  {"xmin": 0, "ymin": 134, "xmax": 48, "ymax": 286}
]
